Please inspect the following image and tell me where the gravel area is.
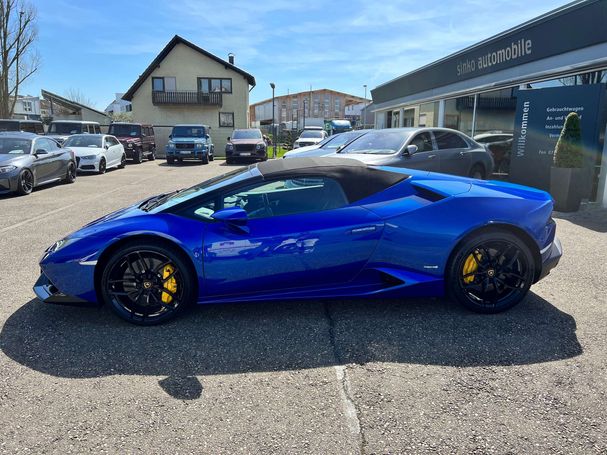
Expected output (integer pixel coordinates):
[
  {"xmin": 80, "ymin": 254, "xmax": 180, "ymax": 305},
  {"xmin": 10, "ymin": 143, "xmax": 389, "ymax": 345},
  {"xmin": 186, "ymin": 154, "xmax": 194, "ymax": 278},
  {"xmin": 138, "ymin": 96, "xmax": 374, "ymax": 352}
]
[{"xmin": 0, "ymin": 160, "xmax": 605, "ymax": 454}]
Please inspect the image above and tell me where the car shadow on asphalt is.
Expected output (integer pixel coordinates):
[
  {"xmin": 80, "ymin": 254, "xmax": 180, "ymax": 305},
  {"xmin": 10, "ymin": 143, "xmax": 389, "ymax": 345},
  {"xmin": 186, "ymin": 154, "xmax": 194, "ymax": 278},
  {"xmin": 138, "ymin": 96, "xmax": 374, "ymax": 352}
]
[
  {"xmin": 553, "ymin": 207, "xmax": 607, "ymax": 233},
  {"xmin": 0, "ymin": 293, "xmax": 582, "ymax": 400}
]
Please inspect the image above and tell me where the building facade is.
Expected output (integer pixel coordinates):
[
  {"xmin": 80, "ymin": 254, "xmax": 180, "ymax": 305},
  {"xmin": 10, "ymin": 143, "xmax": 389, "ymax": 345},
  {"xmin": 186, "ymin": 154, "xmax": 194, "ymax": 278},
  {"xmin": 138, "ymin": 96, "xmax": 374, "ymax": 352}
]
[
  {"xmin": 105, "ymin": 93, "xmax": 132, "ymax": 116},
  {"xmin": 122, "ymin": 35, "xmax": 256, "ymax": 156},
  {"xmin": 250, "ymin": 89, "xmax": 368, "ymax": 130},
  {"xmin": 41, "ymin": 89, "xmax": 111, "ymax": 125},
  {"xmin": 11, "ymin": 95, "xmax": 42, "ymax": 120},
  {"xmin": 371, "ymin": 0, "xmax": 607, "ymax": 205}
]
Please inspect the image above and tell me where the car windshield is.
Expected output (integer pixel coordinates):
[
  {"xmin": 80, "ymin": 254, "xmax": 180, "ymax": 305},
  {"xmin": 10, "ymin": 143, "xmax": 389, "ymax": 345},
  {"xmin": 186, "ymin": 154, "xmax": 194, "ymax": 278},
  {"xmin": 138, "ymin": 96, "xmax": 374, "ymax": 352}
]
[
  {"xmin": 49, "ymin": 123, "xmax": 82, "ymax": 134},
  {"xmin": 0, "ymin": 138, "xmax": 31, "ymax": 154},
  {"xmin": 322, "ymin": 131, "xmax": 364, "ymax": 149},
  {"xmin": 232, "ymin": 130, "xmax": 262, "ymax": 140},
  {"xmin": 300, "ymin": 130, "xmax": 323, "ymax": 139},
  {"xmin": 340, "ymin": 130, "xmax": 411, "ymax": 155},
  {"xmin": 0, "ymin": 120, "xmax": 19, "ymax": 132},
  {"xmin": 172, "ymin": 126, "xmax": 205, "ymax": 138},
  {"xmin": 109, "ymin": 124, "xmax": 141, "ymax": 137},
  {"xmin": 64, "ymin": 136, "xmax": 102, "ymax": 148},
  {"xmin": 145, "ymin": 167, "xmax": 253, "ymax": 212}
]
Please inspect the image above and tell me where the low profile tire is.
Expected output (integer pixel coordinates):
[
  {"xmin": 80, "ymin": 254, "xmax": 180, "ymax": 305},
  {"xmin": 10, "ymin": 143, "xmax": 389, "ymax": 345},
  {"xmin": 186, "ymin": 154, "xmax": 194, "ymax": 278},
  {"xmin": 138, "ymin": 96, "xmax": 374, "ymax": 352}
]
[
  {"xmin": 119, "ymin": 154, "xmax": 126, "ymax": 168},
  {"xmin": 16, "ymin": 169, "xmax": 34, "ymax": 195},
  {"xmin": 167, "ymin": 156, "xmax": 175, "ymax": 165},
  {"xmin": 148, "ymin": 147, "xmax": 156, "ymax": 161},
  {"xmin": 98, "ymin": 158, "xmax": 106, "ymax": 175},
  {"xmin": 100, "ymin": 241, "xmax": 195, "ymax": 325},
  {"xmin": 446, "ymin": 230, "xmax": 535, "ymax": 314},
  {"xmin": 469, "ymin": 164, "xmax": 485, "ymax": 179},
  {"xmin": 63, "ymin": 162, "xmax": 76, "ymax": 184},
  {"xmin": 133, "ymin": 149, "xmax": 143, "ymax": 164}
]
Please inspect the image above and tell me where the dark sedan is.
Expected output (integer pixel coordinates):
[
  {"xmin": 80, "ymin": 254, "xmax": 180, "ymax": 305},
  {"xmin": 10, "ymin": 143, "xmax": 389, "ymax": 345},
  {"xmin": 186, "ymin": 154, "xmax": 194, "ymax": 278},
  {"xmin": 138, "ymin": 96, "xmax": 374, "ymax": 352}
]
[
  {"xmin": 332, "ymin": 128, "xmax": 494, "ymax": 179},
  {"xmin": 0, "ymin": 132, "xmax": 76, "ymax": 196}
]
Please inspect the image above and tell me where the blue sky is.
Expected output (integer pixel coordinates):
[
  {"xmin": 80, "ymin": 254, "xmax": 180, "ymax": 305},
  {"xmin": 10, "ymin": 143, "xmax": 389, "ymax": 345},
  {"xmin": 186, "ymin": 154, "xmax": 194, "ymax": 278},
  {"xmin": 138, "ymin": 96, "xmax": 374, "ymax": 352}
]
[{"xmin": 24, "ymin": 0, "xmax": 567, "ymax": 109}]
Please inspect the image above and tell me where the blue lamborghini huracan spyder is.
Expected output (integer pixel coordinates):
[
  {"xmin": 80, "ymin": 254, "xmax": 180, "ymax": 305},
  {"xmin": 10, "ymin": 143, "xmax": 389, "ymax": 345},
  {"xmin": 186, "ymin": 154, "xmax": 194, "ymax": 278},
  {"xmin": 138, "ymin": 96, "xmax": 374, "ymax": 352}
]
[{"xmin": 34, "ymin": 158, "xmax": 562, "ymax": 325}]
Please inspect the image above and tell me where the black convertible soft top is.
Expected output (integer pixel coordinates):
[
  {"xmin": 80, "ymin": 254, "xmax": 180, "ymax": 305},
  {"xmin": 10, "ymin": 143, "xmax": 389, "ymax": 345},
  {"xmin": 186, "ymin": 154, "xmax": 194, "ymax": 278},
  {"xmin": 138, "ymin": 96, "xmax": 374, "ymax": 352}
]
[{"xmin": 253, "ymin": 157, "xmax": 408, "ymax": 202}]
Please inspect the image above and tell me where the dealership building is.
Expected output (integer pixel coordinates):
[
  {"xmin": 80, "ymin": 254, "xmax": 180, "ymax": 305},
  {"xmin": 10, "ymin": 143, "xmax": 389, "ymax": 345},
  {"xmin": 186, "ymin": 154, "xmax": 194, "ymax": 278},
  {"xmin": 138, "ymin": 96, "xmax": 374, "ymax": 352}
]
[{"xmin": 371, "ymin": 0, "xmax": 607, "ymax": 205}]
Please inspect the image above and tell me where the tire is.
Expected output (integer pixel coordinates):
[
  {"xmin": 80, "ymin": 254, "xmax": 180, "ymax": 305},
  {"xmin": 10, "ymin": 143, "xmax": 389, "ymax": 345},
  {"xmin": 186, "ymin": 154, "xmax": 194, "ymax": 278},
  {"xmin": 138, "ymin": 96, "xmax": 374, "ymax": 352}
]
[
  {"xmin": 200, "ymin": 154, "xmax": 209, "ymax": 165},
  {"xmin": 167, "ymin": 156, "xmax": 175, "ymax": 165},
  {"xmin": 469, "ymin": 164, "xmax": 485, "ymax": 180},
  {"xmin": 16, "ymin": 169, "xmax": 34, "ymax": 195},
  {"xmin": 446, "ymin": 230, "xmax": 535, "ymax": 314},
  {"xmin": 63, "ymin": 161, "xmax": 77, "ymax": 184},
  {"xmin": 148, "ymin": 146, "xmax": 156, "ymax": 161},
  {"xmin": 226, "ymin": 158, "xmax": 234, "ymax": 165},
  {"xmin": 98, "ymin": 158, "xmax": 106, "ymax": 174},
  {"xmin": 119, "ymin": 154, "xmax": 126, "ymax": 168},
  {"xmin": 100, "ymin": 241, "xmax": 195, "ymax": 325},
  {"xmin": 133, "ymin": 149, "xmax": 143, "ymax": 164},
  {"xmin": 209, "ymin": 150, "xmax": 214, "ymax": 161}
]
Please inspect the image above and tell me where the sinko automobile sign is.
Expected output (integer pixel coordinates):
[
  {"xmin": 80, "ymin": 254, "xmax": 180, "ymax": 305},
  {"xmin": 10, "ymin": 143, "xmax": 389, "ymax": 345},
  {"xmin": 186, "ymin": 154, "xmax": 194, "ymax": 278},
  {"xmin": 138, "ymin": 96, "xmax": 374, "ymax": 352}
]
[{"xmin": 372, "ymin": 0, "xmax": 607, "ymax": 104}]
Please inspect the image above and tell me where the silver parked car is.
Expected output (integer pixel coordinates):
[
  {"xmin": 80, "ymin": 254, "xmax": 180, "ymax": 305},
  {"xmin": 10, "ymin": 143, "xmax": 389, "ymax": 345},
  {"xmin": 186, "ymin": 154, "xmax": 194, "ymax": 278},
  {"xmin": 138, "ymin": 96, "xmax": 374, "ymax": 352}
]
[
  {"xmin": 331, "ymin": 128, "xmax": 494, "ymax": 179},
  {"xmin": 0, "ymin": 132, "xmax": 76, "ymax": 196},
  {"xmin": 283, "ymin": 130, "xmax": 371, "ymax": 159}
]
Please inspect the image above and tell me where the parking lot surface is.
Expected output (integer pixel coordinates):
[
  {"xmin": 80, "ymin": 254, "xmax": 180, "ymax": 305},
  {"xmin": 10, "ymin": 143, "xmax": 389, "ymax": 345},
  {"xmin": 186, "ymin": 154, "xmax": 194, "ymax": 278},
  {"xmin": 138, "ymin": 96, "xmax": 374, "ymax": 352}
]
[{"xmin": 0, "ymin": 160, "xmax": 606, "ymax": 454}]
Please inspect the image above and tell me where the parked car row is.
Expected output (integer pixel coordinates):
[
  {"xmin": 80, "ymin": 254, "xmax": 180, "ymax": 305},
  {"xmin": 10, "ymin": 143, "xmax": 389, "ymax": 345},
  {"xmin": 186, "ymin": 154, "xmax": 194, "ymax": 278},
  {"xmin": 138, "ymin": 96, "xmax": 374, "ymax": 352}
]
[
  {"xmin": 0, "ymin": 131, "xmax": 133, "ymax": 196},
  {"xmin": 284, "ymin": 127, "xmax": 494, "ymax": 179}
]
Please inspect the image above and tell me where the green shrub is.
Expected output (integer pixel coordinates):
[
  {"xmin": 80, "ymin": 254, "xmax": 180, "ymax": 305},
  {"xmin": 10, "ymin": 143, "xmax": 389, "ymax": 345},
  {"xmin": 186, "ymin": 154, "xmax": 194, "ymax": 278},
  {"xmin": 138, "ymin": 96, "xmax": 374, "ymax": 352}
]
[{"xmin": 553, "ymin": 112, "xmax": 583, "ymax": 168}]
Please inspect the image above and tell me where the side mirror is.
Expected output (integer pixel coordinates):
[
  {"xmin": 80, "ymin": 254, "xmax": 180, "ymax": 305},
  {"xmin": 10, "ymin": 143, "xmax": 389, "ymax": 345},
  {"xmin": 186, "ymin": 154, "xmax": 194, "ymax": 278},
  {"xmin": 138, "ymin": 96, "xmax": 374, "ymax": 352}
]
[
  {"xmin": 168, "ymin": 134, "xmax": 172, "ymax": 139},
  {"xmin": 105, "ymin": 144, "xmax": 110, "ymax": 149},
  {"xmin": 227, "ymin": 137, "xmax": 230, "ymax": 141},
  {"xmin": 404, "ymin": 144, "xmax": 418, "ymax": 156},
  {"xmin": 205, "ymin": 134, "xmax": 210, "ymax": 140},
  {"xmin": 212, "ymin": 207, "xmax": 249, "ymax": 233},
  {"xmin": 35, "ymin": 149, "xmax": 48, "ymax": 156}
]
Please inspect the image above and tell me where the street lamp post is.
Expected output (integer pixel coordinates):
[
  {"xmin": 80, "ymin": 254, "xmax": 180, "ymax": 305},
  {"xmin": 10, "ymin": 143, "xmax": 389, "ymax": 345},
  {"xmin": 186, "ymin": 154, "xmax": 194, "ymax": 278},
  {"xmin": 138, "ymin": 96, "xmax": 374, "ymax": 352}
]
[
  {"xmin": 363, "ymin": 84, "xmax": 367, "ymax": 128},
  {"xmin": 270, "ymin": 82, "xmax": 276, "ymax": 159}
]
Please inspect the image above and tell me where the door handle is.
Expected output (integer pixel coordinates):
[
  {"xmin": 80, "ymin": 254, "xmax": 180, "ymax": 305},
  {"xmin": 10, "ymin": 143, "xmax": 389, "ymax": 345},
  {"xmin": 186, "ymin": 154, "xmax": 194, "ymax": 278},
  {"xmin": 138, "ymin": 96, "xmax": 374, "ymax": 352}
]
[
  {"xmin": 349, "ymin": 226, "xmax": 377, "ymax": 234},
  {"xmin": 428, "ymin": 154, "xmax": 436, "ymax": 159},
  {"xmin": 459, "ymin": 151, "xmax": 465, "ymax": 156}
]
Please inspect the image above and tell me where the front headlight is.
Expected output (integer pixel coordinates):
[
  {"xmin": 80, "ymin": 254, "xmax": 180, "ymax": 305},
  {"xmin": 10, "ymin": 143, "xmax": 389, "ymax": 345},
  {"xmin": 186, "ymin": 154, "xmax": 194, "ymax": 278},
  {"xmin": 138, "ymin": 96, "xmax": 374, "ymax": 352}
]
[
  {"xmin": 167, "ymin": 142, "xmax": 176, "ymax": 149},
  {"xmin": 195, "ymin": 143, "xmax": 204, "ymax": 149},
  {"xmin": 256, "ymin": 143, "xmax": 265, "ymax": 150},
  {"xmin": 48, "ymin": 237, "xmax": 78, "ymax": 253},
  {"xmin": 226, "ymin": 144, "xmax": 233, "ymax": 151},
  {"xmin": 0, "ymin": 165, "xmax": 17, "ymax": 174},
  {"xmin": 82, "ymin": 155, "xmax": 97, "ymax": 160},
  {"xmin": 127, "ymin": 143, "xmax": 133, "ymax": 148}
]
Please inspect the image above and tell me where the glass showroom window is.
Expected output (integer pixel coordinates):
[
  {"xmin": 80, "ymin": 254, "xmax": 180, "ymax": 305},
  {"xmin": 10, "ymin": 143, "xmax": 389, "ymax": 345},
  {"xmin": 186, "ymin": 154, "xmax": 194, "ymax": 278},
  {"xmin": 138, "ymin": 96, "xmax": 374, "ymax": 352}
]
[
  {"xmin": 392, "ymin": 110, "xmax": 400, "ymax": 128},
  {"xmin": 443, "ymin": 96, "xmax": 474, "ymax": 135},
  {"xmin": 418, "ymin": 102, "xmax": 439, "ymax": 128}
]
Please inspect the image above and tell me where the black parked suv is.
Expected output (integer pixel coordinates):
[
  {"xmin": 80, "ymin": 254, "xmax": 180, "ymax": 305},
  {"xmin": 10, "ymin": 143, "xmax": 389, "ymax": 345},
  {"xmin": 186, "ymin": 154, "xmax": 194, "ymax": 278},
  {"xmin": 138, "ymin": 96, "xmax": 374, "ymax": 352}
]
[
  {"xmin": 0, "ymin": 119, "xmax": 45, "ymax": 134},
  {"xmin": 107, "ymin": 122, "xmax": 156, "ymax": 163}
]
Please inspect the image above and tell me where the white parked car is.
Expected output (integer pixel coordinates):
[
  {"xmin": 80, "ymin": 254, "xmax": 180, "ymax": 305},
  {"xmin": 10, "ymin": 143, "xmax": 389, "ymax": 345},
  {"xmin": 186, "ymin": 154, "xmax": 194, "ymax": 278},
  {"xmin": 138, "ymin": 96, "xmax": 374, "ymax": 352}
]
[
  {"xmin": 293, "ymin": 128, "xmax": 327, "ymax": 149},
  {"xmin": 63, "ymin": 134, "xmax": 126, "ymax": 174}
]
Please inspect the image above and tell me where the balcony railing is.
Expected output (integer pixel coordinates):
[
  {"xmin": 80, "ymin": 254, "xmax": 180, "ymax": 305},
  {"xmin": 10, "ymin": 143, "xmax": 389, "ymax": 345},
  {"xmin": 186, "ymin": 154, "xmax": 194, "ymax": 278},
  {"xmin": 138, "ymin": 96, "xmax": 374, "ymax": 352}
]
[{"xmin": 152, "ymin": 91, "xmax": 223, "ymax": 106}]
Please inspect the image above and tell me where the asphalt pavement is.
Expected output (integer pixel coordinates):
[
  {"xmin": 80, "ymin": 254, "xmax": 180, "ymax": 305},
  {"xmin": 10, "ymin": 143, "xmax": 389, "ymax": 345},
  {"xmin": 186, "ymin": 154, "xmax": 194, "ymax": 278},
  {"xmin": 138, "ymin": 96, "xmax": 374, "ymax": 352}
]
[{"xmin": 0, "ymin": 159, "xmax": 605, "ymax": 454}]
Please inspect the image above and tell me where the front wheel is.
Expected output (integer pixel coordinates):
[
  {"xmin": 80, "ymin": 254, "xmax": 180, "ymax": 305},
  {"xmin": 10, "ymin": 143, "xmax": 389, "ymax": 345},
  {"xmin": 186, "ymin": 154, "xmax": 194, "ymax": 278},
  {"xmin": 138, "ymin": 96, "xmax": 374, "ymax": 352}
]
[
  {"xmin": 100, "ymin": 242, "xmax": 195, "ymax": 325},
  {"xmin": 200, "ymin": 154, "xmax": 209, "ymax": 165},
  {"xmin": 16, "ymin": 169, "xmax": 34, "ymax": 195},
  {"xmin": 446, "ymin": 230, "xmax": 535, "ymax": 314},
  {"xmin": 167, "ymin": 156, "xmax": 175, "ymax": 165},
  {"xmin": 133, "ymin": 149, "xmax": 143, "ymax": 164},
  {"xmin": 148, "ymin": 146, "xmax": 156, "ymax": 161},
  {"xmin": 98, "ymin": 158, "xmax": 106, "ymax": 174},
  {"xmin": 119, "ymin": 154, "xmax": 126, "ymax": 168}
]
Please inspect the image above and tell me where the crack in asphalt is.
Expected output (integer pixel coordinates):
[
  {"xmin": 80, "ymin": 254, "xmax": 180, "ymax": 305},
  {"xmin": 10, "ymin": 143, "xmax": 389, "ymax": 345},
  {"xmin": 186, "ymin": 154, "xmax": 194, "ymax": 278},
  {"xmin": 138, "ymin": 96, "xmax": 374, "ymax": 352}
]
[{"xmin": 323, "ymin": 301, "xmax": 367, "ymax": 455}]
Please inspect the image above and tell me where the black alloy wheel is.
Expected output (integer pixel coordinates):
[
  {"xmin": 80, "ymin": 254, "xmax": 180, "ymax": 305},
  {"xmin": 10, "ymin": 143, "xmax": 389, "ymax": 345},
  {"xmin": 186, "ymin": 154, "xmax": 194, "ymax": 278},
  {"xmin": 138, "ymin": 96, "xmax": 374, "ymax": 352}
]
[
  {"xmin": 63, "ymin": 162, "xmax": 77, "ymax": 184},
  {"xmin": 101, "ymin": 242, "xmax": 194, "ymax": 325},
  {"xmin": 17, "ymin": 169, "xmax": 34, "ymax": 195},
  {"xmin": 98, "ymin": 158, "xmax": 106, "ymax": 174},
  {"xmin": 447, "ymin": 231, "xmax": 534, "ymax": 313},
  {"xmin": 119, "ymin": 154, "xmax": 126, "ymax": 168}
]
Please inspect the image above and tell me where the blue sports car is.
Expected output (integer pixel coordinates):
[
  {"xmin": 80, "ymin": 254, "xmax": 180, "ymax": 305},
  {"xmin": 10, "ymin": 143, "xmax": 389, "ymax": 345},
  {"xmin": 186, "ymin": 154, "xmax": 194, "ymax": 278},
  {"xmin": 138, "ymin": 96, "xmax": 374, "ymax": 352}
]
[{"xmin": 34, "ymin": 158, "xmax": 562, "ymax": 325}]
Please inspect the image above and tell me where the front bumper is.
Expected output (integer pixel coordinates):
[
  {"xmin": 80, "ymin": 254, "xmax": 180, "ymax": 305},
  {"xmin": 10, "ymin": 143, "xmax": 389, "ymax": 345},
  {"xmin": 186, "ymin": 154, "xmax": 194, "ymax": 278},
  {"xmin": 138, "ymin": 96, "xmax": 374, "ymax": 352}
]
[
  {"xmin": 33, "ymin": 272, "xmax": 92, "ymax": 305},
  {"xmin": 76, "ymin": 156, "xmax": 100, "ymax": 172},
  {"xmin": 537, "ymin": 237, "xmax": 562, "ymax": 281},
  {"xmin": 0, "ymin": 173, "xmax": 19, "ymax": 193},
  {"xmin": 166, "ymin": 149, "xmax": 208, "ymax": 160}
]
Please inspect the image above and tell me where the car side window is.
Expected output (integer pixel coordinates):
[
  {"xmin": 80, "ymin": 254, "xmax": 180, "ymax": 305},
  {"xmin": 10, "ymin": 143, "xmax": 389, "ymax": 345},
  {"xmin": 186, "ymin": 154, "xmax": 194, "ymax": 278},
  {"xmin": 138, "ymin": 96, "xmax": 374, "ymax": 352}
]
[
  {"xmin": 409, "ymin": 132, "xmax": 434, "ymax": 152},
  {"xmin": 435, "ymin": 132, "xmax": 469, "ymax": 150},
  {"xmin": 95, "ymin": 125, "xmax": 101, "ymax": 134},
  {"xmin": 192, "ymin": 177, "xmax": 348, "ymax": 220}
]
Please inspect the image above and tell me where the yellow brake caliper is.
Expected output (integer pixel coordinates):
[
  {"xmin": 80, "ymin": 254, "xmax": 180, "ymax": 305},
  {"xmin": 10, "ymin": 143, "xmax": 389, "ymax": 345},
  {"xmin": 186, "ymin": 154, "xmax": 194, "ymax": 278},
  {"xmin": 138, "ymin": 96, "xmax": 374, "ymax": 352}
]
[
  {"xmin": 463, "ymin": 250, "xmax": 482, "ymax": 284},
  {"xmin": 161, "ymin": 264, "xmax": 177, "ymax": 304}
]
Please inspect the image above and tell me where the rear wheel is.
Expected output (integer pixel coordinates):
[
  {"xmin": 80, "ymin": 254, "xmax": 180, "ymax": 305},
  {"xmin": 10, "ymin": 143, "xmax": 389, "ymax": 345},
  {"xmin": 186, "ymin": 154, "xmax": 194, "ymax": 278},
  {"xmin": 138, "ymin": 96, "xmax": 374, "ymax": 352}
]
[
  {"xmin": 447, "ymin": 230, "xmax": 535, "ymax": 313},
  {"xmin": 100, "ymin": 242, "xmax": 195, "ymax": 325},
  {"xmin": 63, "ymin": 162, "xmax": 76, "ymax": 184},
  {"xmin": 16, "ymin": 169, "xmax": 34, "ymax": 195},
  {"xmin": 469, "ymin": 164, "xmax": 485, "ymax": 179}
]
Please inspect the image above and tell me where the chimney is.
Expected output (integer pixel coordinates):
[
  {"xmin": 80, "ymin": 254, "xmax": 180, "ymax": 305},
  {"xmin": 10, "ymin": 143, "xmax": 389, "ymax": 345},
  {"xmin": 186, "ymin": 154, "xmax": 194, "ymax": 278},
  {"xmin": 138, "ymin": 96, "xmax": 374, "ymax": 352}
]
[{"xmin": 228, "ymin": 53, "xmax": 235, "ymax": 65}]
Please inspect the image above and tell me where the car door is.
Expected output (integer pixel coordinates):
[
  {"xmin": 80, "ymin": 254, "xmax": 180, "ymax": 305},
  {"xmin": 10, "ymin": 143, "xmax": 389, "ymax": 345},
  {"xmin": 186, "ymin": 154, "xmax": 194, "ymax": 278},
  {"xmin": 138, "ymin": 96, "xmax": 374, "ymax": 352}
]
[
  {"xmin": 105, "ymin": 136, "xmax": 120, "ymax": 166},
  {"xmin": 199, "ymin": 176, "xmax": 384, "ymax": 297},
  {"xmin": 400, "ymin": 131, "xmax": 440, "ymax": 172},
  {"xmin": 31, "ymin": 138, "xmax": 55, "ymax": 182},
  {"xmin": 434, "ymin": 130, "xmax": 472, "ymax": 176},
  {"xmin": 46, "ymin": 138, "xmax": 66, "ymax": 179}
]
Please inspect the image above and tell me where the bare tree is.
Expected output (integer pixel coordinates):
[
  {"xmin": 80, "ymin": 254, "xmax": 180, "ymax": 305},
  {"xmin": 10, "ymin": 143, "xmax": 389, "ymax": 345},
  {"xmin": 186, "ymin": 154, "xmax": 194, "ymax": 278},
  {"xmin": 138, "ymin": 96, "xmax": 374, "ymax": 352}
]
[
  {"xmin": 64, "ymin": 87, "xmax": 97, "ymax": 109},
  {"xmin": 0, "ymin": 0, "xmax": 38, "ymax": 118}
]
